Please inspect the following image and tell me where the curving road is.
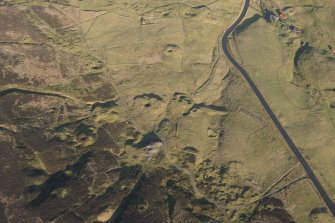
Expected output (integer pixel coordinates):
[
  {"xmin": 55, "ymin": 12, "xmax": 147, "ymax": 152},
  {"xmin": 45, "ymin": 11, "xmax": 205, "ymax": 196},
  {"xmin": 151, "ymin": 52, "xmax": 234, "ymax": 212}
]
[{"xmin": 222, "ymin": 0, "xmax": 335, "ymax": 218}]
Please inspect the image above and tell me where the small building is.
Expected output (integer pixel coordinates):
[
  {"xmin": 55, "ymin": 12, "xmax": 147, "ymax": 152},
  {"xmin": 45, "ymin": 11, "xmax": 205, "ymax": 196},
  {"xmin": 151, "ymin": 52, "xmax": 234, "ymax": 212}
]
[{"xmin": 279, "ymin": 10, "xmax": 288, "ymax": 20}]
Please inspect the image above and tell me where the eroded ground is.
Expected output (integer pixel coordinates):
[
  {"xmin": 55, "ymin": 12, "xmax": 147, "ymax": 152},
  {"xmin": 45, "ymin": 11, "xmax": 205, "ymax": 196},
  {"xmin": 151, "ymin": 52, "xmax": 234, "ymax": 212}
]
[{"xmin": 0, "ymin": 0, "xmax": 334, "ymax": 222}]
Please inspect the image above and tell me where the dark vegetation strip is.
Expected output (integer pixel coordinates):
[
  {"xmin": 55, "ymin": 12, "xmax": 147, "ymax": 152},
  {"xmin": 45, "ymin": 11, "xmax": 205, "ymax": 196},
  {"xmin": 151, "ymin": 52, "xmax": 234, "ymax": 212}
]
[
  {"xmin": 0, "ymin": 88, "xmax": 69, "ymax": 99},
  {"xmin": 108, "ymin": 173, "xmax": 145, "ymax": 223}
]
